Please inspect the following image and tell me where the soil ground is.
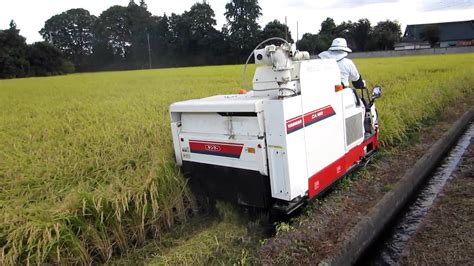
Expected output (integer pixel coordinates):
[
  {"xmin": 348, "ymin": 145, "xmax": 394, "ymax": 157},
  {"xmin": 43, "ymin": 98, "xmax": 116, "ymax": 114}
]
[
  {"xmin": 400, "ymin": 141, "xmax": 473, "ymax": 265},
  {"xmin": 257, "ymin": 96, "xmax": 474, "ymax": 264}
]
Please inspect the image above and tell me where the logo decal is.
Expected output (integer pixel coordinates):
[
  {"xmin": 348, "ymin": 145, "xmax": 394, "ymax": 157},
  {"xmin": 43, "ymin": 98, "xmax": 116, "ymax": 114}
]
[
  {"xmin": 188, "ymin": 140, "xmax": 244, "ymax": 158},
  {"xmin": 286, "ymin": 117, "xmax": 304, "ymax": 134},
  {"xmin": 205, "ymin": 145, "xmax": 221, "ymax": 152}
]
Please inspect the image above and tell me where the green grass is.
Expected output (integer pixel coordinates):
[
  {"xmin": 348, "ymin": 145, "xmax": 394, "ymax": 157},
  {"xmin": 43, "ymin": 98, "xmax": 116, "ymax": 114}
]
[{"xmin": 0, "ymin": 54, "xmax": 473, "ymax": 264}]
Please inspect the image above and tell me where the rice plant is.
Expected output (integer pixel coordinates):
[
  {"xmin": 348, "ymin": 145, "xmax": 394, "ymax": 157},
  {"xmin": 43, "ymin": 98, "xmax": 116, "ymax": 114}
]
[{"xmin": 0, "ymin": 54, "xmax": 473, "ymax": 264}]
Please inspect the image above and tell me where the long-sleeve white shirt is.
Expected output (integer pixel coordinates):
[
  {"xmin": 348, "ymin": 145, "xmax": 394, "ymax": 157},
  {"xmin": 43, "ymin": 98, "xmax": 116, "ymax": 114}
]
[{"xmin": 337, "ymin": 58, "xmax": 361, "ymax": 87}]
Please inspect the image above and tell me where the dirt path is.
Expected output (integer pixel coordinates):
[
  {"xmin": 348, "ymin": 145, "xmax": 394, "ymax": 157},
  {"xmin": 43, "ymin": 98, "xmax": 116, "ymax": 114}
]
[
  {"xmin": 257, "ymin": 97, "xmax": 474, "ymax": 264},
  {"xmin": 400, "ymin": 141, "xmax": 473, "ymax": 265}
]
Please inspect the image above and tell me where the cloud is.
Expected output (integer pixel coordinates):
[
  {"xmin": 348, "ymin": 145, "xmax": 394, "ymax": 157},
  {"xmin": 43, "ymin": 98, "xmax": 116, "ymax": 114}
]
[
  {"xmin": 418, "ymin": 0, "xmax": 474, "ymax": 12},
  {"xmin": 332, "ymin": 0, "xmax": 399, "ymax": 8},
  {"xmin": 285, "ymin": 0, "xmax": 399, "ymax": 9},
  {"xmin": 284, "ymin": 0, "xmax": 317, "ymax": 8}
]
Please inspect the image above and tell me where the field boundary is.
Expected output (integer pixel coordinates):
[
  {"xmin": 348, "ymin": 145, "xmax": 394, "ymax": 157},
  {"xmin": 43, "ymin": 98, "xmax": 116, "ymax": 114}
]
[
  {"xmin": 310, "ymin": 46, "xmax": 474, "ymax": 59},
  {"xmin": 350, "ymin": 46, "xmax": 474, "ymax": 58},
  {"xmin": 321, "ymin": 108, "xmax": 474, "ymax": 266}
]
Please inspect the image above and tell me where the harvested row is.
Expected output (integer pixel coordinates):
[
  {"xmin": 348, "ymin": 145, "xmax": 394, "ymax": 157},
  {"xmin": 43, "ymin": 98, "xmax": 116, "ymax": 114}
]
[{"xmin": 0, "ymin": 54, "xmax": 473, "ymax": 264}]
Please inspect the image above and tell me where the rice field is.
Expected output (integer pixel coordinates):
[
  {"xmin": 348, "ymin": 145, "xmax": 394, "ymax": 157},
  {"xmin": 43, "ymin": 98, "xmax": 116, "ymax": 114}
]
[{"xmin": 1, "ymin": 54, "xmax": 473, "ymax": 264}]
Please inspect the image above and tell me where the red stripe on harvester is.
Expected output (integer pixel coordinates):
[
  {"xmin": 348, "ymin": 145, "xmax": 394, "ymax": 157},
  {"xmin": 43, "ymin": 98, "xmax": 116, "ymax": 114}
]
[
  {"xmin": 286, "ymin": 105, "xmax": 336, "ymax": 134},
  {"xmin": 189, "ymin": 140, "xmax": 244, "ymax": 158},
  {"xmin": 286, "ymin": 117, "xmax": 304, "ymax": 133},
  {"xmin": 308, "ymin": 133, "xmax": 378, "ymax": 198},
  {"xmin": 303, "ymin": 105, "xmax": 336, "ymax": 126}
]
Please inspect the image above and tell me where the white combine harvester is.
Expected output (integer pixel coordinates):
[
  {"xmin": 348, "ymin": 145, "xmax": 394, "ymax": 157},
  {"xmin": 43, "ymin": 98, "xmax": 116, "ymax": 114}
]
[{"xmin": 170, "ymin": 38, "xmax": 382, "ymax": 214}]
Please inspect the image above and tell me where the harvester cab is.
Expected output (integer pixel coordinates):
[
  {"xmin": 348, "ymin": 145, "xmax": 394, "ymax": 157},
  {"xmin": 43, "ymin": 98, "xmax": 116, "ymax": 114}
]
[{"xmin": 170, "ymin": 39, "xmax": 381, "ymax": 214}]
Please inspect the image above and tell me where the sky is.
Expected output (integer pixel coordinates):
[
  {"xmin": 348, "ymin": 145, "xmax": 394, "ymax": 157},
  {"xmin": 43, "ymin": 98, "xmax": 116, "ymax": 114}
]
[{"xmin": 1, "ymin": 0, "xmax": 473, "ymax": 44}]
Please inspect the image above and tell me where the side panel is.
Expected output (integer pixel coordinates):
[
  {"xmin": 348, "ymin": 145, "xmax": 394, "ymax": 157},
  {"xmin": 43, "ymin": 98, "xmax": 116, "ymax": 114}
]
[
  {"xmin": 264, "ymin": 96, "xmax": 308, "ymax": 201},
  {"xmin": 308, "ymin": 133, "xmax": 378, "ymax": 198},
  {"xmin": 298, "ymin": 60, "xmax": 346, "ymax": 193}
]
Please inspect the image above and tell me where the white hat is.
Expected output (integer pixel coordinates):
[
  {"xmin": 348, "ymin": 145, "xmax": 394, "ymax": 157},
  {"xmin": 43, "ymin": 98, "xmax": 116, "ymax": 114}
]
[{"xmin": 328, "ymin": 38, "xmax": 352, "ymax": 53}]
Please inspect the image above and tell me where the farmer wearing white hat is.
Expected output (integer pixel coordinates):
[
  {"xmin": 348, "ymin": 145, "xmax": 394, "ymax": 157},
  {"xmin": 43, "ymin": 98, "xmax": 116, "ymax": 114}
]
[{"xmin": 319, "ymin": 38, "xmax": 366, "ymax": 90}]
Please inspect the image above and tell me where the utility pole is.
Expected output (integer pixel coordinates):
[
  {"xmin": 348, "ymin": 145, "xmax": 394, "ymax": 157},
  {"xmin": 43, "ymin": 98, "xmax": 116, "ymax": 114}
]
[
  {"xmin": 147, "ymin": 32, "xmax": 152, "ymax": 69},
  {"xmin": 297, "ymin": 21, "xmax": 299, "ymax": 42},
  {"xmin": 413, "ymin": 25, "xmax": 417, "ymax": 50},
  {"xmin": 285, "ymin": 16, "xmax": 288, "ymax": 41}
]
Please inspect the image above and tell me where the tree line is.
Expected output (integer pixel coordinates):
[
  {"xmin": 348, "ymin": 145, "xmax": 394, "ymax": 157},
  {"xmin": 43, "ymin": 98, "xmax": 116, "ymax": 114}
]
[
  {"xmin": 297, "ymin": 17, "xmax": 402, "ymax": 55},
  {"xmin": 1, "ymin": 0, "xmax": 403, "ymax": 79},
  {"xmin": 0, "ymin": 21, "xmax": 74, "ymax": 78}
]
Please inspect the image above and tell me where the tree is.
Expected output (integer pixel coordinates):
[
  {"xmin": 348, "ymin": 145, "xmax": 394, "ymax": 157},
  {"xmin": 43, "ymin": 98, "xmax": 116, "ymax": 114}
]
[
  {"xmin": 224, "ymin": 0, "xmax": 262, "ymax": 61},
  {"xmin": 188, "ymin": 2, "xmax": 217, "ymax": 38},
  {"xmin": 9, "ymin": 20, "xmax": 16, "ymax": 31},
  {"xmin": 185, "ymin": 2, "xmax": 226, "ymax": 64},
  {"xmin": 349, "ymin": 19, "xmax": 372, "ymax": 52},
  {"xmin": 158, "ymin": 2, "xmax": 226, "ymax": 66},
  {"xmin": 319, "ymin": 17, "xmax": 337, "ymax": 35},
  {"xmin": 40, "ymin": 9, "xmax": 97, "ymax": 70},
  {"xmin": 94, "ymin": 6, "xmax": 131, "ymax": 59},
  {"xmin": 0, "ymin": 21, "xmax": 29, "ymax": 78},
  {"xmin": 297, "ymin": 17, "xmax": 400, "ymax": 54},
  {"xmin": 93, "ymin": 3, "xmax": 153, "ymax": 69},
  {"xmin": 372, "ymin": 20, "xmax": 402, "ymax": 50},
  {"xmin": 126, "ymin": 1, "xmax": 153, "ymax": 68},
  {"xmin": 315, "ymin": 17, "xmax": 341, "ymax": 53},
  {"xmin": 1, "ymin": 22, "xmax": 73, "ymax": 78},
  {"xmin": 27, "ymin": 42, "xmax": 74, "ymax": 76},
  {"xmin": 297, "ymin": 33, "xmax": 319, "ymax": 54},
  {"xmin": 421, "ymin": 25, "xmax": 440, "ymax": 47},
  {"xmin": 296, "ymin": 18, "xmax": 343, "ymax": 55},
  {"xmin": 187, "ymin": 2, "xmax": 218, "ymax": 50},
  {"xmin": 333, "ymin": 21, "xmax": 354, "ymax": 43},
  {"xmin": 148, "ymin": 14, "xmax": 172, "ymax": 67},
  {"xmin": 297, "ymin": 32, "xmax": 332, "ymax": 55},
  {"xmin": 168, "ymin": 13, "xmax": 192, "ymax": 56},
  {"xmin": 260, "ymin": 20, "xmax": 294, "ymax": 43}
]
